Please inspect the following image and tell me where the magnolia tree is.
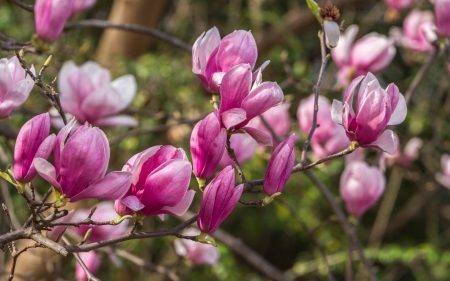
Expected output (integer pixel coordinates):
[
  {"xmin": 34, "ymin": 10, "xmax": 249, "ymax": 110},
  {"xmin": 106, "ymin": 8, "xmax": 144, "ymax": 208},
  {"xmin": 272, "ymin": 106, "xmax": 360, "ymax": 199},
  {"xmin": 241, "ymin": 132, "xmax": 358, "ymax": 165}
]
[{"xmin": 0, "ymin": 0, "xmax": 449, "ymax": 280}]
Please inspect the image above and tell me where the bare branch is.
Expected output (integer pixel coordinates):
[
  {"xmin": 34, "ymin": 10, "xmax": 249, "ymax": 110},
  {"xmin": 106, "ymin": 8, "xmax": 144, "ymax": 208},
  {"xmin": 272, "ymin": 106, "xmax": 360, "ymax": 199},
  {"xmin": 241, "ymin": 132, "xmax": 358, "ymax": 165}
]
[{"xmin": 6, "ymin": 0, "xmax": 33, "ymax": 12}]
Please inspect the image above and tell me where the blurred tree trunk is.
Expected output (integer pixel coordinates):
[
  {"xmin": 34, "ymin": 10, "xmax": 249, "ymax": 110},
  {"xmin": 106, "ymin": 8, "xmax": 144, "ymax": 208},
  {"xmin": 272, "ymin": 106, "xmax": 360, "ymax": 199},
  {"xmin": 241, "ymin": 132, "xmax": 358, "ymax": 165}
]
[{"xmin": 96, "ymin": 0, "xmax": 168, "ymax": 67}]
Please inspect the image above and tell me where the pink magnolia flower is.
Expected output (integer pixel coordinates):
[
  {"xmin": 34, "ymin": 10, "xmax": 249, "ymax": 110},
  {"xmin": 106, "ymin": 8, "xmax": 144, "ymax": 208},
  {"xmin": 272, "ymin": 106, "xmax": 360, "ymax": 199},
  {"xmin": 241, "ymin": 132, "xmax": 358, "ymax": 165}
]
[
  {"xmin": 58, "ymin": 61, "xmax": 137, "ymax": 127},
  {"xmin": 0, "ymin": 56, "xmax": 35, "ymax": 118},
  {"xmin": 331, "ymin": 25, "xmax": 396, "ymax": 85},
  {"xmin": 297, "ymin": 95, "xmax": 350, "ymax": 159},
  {"xmin": 75, "ymin": 251, "xmax": 101, "ymax": 281},
  {"xmin": 436, "ymin": 154, "xmax": 450, "ymax": 189},
  {"xmin": 247, "ymin": 102, "xmax": 291, "ymax": 147},
  {"xmin": 218, "ymin": 133, "xmax": 257, "ymax": 169},
  {"xmin": 217, "ymin": 65, "xmax": 284, "ymax": 146},
  {"xmin": 434, "ymin": 0, "xmax": 450, "ymax": 37},
  {"xmin": 340, "ymin": 161, "xmax": 385, "ymax": 217},
  {"xmin": 34, "ymin": 0, "xmax": 74, "ymax": 42},
  {"xmin": 385, "ymin": 0, "xmax": 415, "ymax": 11},
  {"xmin": 34, "ymin": 119, "xmax": 132, "ymax": 202},
  {"xmin": 198, "ymin": 166, "xmax": 243, "ymax": 234},
  {"xmin": 190, "ymin": 112, "xmax": 226, "ymax": 181},
  {"xmin": 174, "ymin": 227, "xmax": 219, "ymax": 265},
  {"xmin": 192, "ymin": 27, "xmax": 269, "ymax": 93},
  {"xmin": 71, "ymin": 0, "xmax": 96, "ymax": 14},
  {"xmin": 263, "ymin": 134, "xmax": 296, "ymax": 197},
  {"xmin": 114, "ymin": 146, "xmax": 195, "ymax": 219},
  {"xmin": 14, "ymin": 113, "xmax": 56, "ymax": 183},
  {"xmin": 402, "ymin": 9, "xmax": 435, "ymax": 53},
  {"xmin": 331, "ymin": 73, "xmax": 407, "ymax": 155}
]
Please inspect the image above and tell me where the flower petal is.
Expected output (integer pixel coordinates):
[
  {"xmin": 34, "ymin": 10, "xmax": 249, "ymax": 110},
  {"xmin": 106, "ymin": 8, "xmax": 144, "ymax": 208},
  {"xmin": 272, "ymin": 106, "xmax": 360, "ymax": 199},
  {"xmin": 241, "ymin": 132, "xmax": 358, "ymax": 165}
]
[
  {"xmin": 242, "ymin": 127, "xmax": 273, "ymax": 146},
  {"xmin": 365, "ymin": 129, "xmax": 397, "ymax": 155},
  {"xmin": 220, "ymin": 108, "xmax": 247, "ymax": 129},
  {"xmin": 34, "ymin": 158, "xmax": 61, "ymax": 190}
]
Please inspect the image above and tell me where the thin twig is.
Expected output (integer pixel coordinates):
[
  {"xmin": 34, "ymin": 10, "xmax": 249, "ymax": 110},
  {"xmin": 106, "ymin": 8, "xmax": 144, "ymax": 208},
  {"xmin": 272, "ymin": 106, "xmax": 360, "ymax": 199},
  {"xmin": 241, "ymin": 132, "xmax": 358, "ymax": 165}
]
[
  {"xmin": 62, "ymin": 237, "xmax": 100, "ymax": 281},
  {"xmin": 8, "ymin": 243, "xmax": 41, "ymax": 281},
  {"xmin": 6, "ymin": 0, "xmax": 33, "ymax": 12},
  {"xmin": 404, "ymin": 51, "xmax": 437, "ymax": 104},
  {"xmin": 64, "ymin": 19, "xmax": 192, "ymax": 53},
  {"xmin": 226, "ymin": 133, "xmax": 246, "ymax": 183},
  {"xmin": 300, "ymin": 29, "xmax": 329, "ymax": 166},
  {"xmin": 115, "ymin": 249, "xmax": 181, "ymax": 281}
]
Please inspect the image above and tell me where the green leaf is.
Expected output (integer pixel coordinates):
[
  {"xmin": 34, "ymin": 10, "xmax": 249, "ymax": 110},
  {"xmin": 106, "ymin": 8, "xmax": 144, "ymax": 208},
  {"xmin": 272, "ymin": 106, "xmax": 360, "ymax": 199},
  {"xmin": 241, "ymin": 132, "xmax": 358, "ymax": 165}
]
[
  {"xmin": 0, "ymin": 170, "xmax": 16, "ymax": 186},
  {"xmin": 305, "ymin": 0, "xmax": 321, "ymax": 23}
]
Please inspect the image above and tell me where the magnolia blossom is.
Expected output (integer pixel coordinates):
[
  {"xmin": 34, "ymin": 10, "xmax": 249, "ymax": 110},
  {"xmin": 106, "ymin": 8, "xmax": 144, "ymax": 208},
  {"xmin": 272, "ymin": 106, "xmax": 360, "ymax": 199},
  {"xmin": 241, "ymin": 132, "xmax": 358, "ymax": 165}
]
[
  {"xmin": 34, "ymin": 0, "xmax": 74, "ymax": 42},
  {"xmin": 331, "ymin": 73, "xmax": 407, "ymax": 155},
  {"xmin": 192, "ymin": 27, "xmax": 269, "ymax": 93},
  {"xmin": 402, "ymin": 9, "xmax": 435, "ymax": 53},
  {"xmin": 340, "ymin": 161, "xmax": 385, "ymax": 217},
  {"xmin": 34, "ymin": 119, "xmax": 132, "ymax": 202},
  {"xmin": 190, "ymin": 112, "xmax": 226, "ymax": 181},
  {"xmin": 217, "ymin": 65, "xmax": 283, "ymax": 146},
  {"xmin": 114, "ymin": 146, "xmax": 195, "ymax": 219},
  {"xmin": 263, "ymin": 134, "xmax": 296, "ymax": 197},
  {"xmin": 385, "ymin": 0, "xmax": 415, "ymax": 11},
  {"xmin": 58, "ymin": 61, "xmax": 137, "ymax": 127},
  {"xmin": 436, "ymin": 154, "xmax": 450, "ymax": 189},
  {"xmin": 331, "ymin": 25, "xmax": 396, "ymax": 85},
  {"xmin": 0, "ymin": 56, "xmax": 35, "ymax": 118},
  {"xmin": 198, "ymin": 166, "xmax": 243, "ymax": 234},
  {"xmin": 14, "ymin": 113, "xmax": 56, "ymax": 183},
  {"xmin": 174, "ymin": 228, "xmax": 219, "ymax": 265},
  {"xmin": 434, "ymin": 0, "xmax": 450, "ymax": 37},
  {"xmin": 247, "ymin": 103, "xmax": 291, "ymax": 147},
  {"xmin": 297, "ymin": 95, "xmax": 349, "ymax": 159},
  {"xmin": 218, "ymin": 133, "xmax": 257, "ymax": 169}
]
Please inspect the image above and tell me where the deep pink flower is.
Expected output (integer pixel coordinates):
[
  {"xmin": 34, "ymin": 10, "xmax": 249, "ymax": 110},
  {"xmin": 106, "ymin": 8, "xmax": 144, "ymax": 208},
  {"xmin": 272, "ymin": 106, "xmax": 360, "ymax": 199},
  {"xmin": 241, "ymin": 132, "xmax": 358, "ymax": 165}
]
[
  {"xmin": 58, "ymin": 61, "xmax": 137, "ymax": 127},
  {"xmin": 192, "ymin": 27, "xmax": 268, "ymax": 93},
  {"xmin": 331, "ymin": 73, "xmax": 407, "ymax": 155},
  {"xmin": 218, "ymin": 133, "xmax": 257, "ymax": 169},
  {"xmin": 14, "ymin": 113, "xmax": 56, "ymax": 183},
  {"xmin": 198, "ymin": 166, "xmax": 243, "ymax": 234},
  {"xmin": 402, "ymin": 9, "xmax": 435, "ymax": 53},
  {"xmin": 263, "ymin": 134, "xmax": 296, "ymax": 197},
  {"xmin": 34, "ymin": 119, "xmax": 132, "ymax": 202},
  {"xmin": 71, "ymin": 0, "xmax": 96, "ymax": 14},
  {"xmin": 331, "ymin": 25, "xmax": 396, "ymax": 85},
  {"xmin": 217, "ymin": 65, "xmax": 284, "ymax": 146},
  {"xmin": 434, "ymin": 0, "xmax": 450, "ymax": 37},
  {"xmin": 75, "ymin": 251, "xmax": 101, "ymax": 281},
  {"xmin": 174, "ymin": 228, "xmax": 219, "ymax": 265},
  {"xmin": 0, "ymin": 56, "xmax": 35, "ymax": 118},
  {"xmin": 247, "ymin": 102, "xmax": 291, "ymax": 147},
  {"xmin": 114, "ymin": 145, "xmax": 195, "ymax": 218},
  {"xmin": 340, "ymin": 161, "xmax": 385, "ymax": 217},
  {"xmin": 385, "ymin": 0, "xmax": 415, "ymax": 11},
  {"xmin": 190, "ymin": 112, "xmax": 226, "ymax": 180},
  {"xmin": 34, "ymin": 0, "xmax": 74, "ymax": 42},
  {"xmin": 297, "ymin": 95, "xmax": 349, "ymax": 159}
]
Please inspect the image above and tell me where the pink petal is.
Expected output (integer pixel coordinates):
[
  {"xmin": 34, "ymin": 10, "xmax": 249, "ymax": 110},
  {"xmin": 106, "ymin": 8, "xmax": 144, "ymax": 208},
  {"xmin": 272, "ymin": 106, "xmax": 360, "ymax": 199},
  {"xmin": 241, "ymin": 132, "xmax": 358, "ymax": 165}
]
[
  {"xmin": 33, "ymin": 158, "xmax": 61, "ymax": 190},
  {"xmin": 331, "ymin": 25, "xmax": 359, "ymax": 67},
  {"xmin": 220, "ymin": 108, "xmax": 247, "ymax": 129},
  {"xmin": 70, "ymin": 171, "xmax": 132, "ymax": 202},
  {"xmin": 365, "ymin": 129, "xmax": 397, "ymax": 155},
  {"xmin": 23, "ymin": 134, "xmax": 56, "ymax": 182},
  {"xmin": 241, "ymin": 82, "xmax": 284, "ymax": 122},
  {"xmin": 0, "ymin": 80, "xmax": 33, "ymax": 117},
  {"xmin": 219, "ymin": 64, "xmax": 252, "ymax": 113},
  {"xmin": 331, "ymin": 99, "xmax": 344, "ymax": 124},
  {"xmin": 386, "ymin": 85, "xmax": 407, "ymax": 125},
  {"xmin": 242, "ymin": 127, "xmax": 272, "ymax": 146},
  {"xmin": 159, "ymin": 190, "xmax": 196, "ymax": 216},
  {"xmin": 216, "ymin": 30, "xmax": 258, "ymax": 72},
  {"xmin": 110, "ymin": 75, "xmax": 137, "ymax": 112},
  {"xmin": 121, "ymin": 195, "xmax": 145, "ymax": 212}
]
